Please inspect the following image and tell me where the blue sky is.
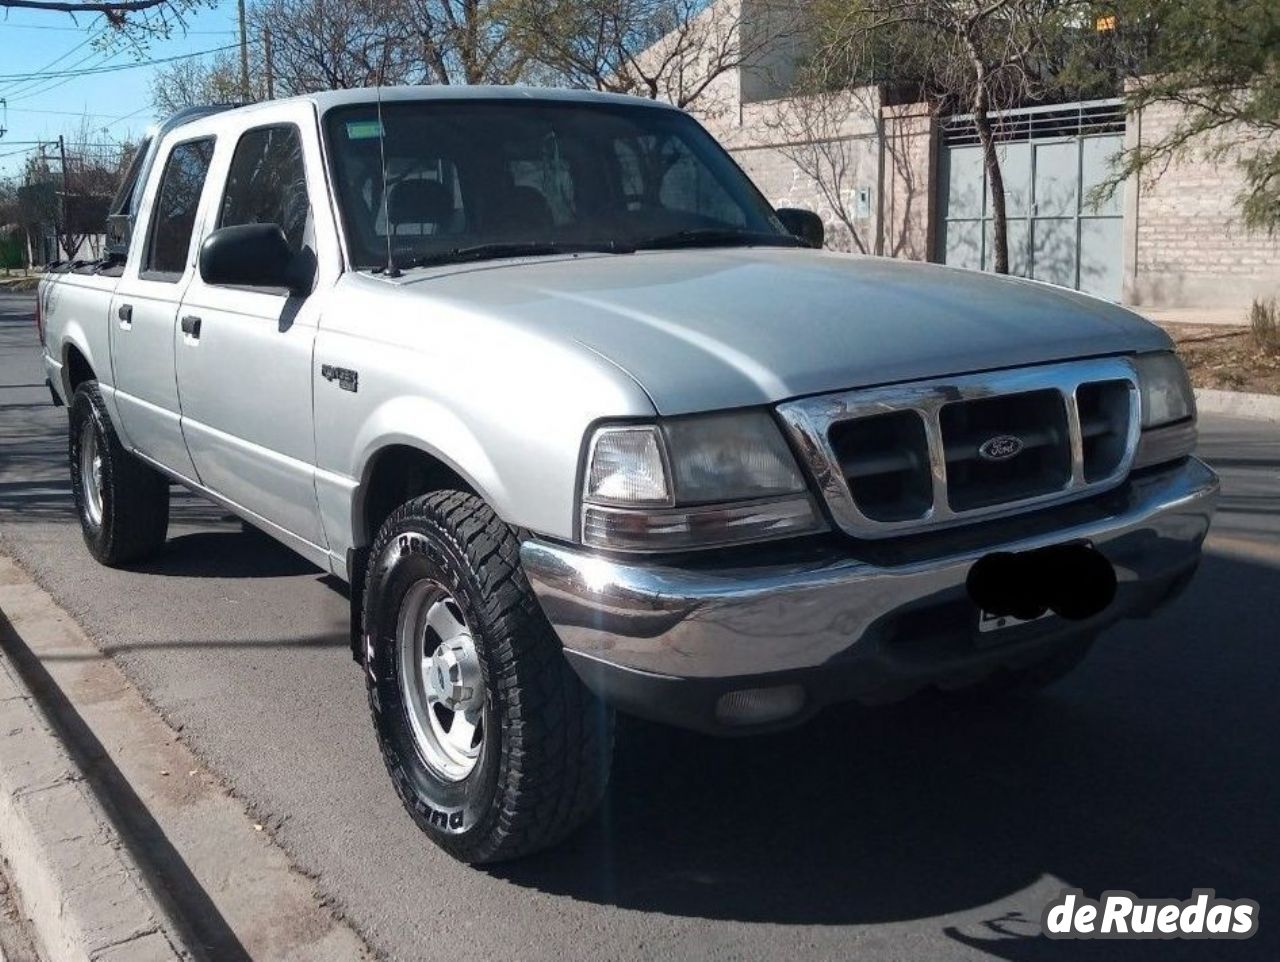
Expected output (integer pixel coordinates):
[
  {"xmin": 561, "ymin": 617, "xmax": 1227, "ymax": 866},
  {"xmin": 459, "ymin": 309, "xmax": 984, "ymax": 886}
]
[{"xmin": 0, "ymin": 0, "xmax": 241, "ymax": 177}]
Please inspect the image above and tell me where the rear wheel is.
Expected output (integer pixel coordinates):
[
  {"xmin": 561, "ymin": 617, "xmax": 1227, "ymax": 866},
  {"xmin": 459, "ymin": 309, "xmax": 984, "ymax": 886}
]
[
  {"xmin": 363, "ymin": 490, "xmax": 613, "ymax": 863},
  {"xmin": 69, "ymin": 381, "xmax": 169, "ymax": 565}
]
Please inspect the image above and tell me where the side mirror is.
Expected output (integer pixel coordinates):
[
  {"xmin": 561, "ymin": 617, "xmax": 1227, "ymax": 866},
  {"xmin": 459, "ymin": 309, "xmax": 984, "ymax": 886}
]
[
  {"xmin": 776, "ymin": 208, "xmax": 825, "ymax": 249},
  {"xmin": 199, "ymin": 224, "xmax": 312, "ymax": 296}
]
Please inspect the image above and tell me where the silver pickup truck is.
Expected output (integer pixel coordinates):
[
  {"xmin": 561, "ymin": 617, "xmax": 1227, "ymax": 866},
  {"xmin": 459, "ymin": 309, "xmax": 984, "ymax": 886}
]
[{"xmin": 38, "ymin": 87, "xmax": 1218, "ymax": 863}]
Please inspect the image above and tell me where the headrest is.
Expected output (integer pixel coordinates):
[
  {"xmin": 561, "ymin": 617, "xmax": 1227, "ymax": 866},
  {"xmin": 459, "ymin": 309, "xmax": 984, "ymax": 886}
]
[
  {"xmin": 388, "ymin": 179, "xmax": 453, "ymax": 228},
  {"xmin": 504, "ymin": 185, "xmax": 555, "ymax": 232}
]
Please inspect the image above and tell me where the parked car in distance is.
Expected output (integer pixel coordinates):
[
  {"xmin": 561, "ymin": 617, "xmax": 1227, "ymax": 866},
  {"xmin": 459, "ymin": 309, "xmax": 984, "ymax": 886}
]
[{"xmin": 38, "ymin": 87, "xmax": 1217, "ymax": 863}]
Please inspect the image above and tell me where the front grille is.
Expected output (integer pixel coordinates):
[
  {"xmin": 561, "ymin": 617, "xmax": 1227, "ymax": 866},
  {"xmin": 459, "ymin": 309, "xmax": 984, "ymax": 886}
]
[
  {"xmin": 830, "ymin": 410, "xmax": 932, "ymax": 522},
  {"xmin": 777, "ymin": 359, "xmax": 1140, "ymax": 538},
  {"xmin": 940, "ymin": 389, "xmax": 1071, "ymax": 511}
]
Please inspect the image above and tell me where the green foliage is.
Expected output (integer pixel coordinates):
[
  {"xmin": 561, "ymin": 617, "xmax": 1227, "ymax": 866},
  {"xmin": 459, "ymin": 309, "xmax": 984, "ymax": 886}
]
[
  {"xmin": 1106, "ymin": 0, "xmax": 1280, "ymax": 232},
  {"xmin": 0, "ymin": 234, "xmax": 24, "ymax": 271},
  {"xmin": 1251, "ymin": 297, "xmax": 1280, "ymax": 353}
]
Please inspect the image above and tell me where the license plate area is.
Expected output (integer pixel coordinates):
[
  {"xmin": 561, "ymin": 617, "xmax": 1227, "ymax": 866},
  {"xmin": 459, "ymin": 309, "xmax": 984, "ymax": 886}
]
[
  {"xmin": 977, "ymin": 608, "xmax": 1053, "ymax": 634},
  {"xmin": 966, "ymin": 540, "xmax": 1115, "ymax": 640}
]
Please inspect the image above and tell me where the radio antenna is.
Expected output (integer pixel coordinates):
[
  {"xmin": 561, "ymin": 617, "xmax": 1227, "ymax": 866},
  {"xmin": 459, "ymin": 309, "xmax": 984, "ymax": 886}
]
[{"xmin": 374, "ymin": 72, "xmax": 400, "ymax": 278}]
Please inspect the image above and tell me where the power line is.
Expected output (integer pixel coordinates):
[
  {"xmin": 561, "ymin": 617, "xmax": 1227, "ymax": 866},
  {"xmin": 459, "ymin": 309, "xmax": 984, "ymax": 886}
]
[
  {"xmin": 105, "ymin": 104, "xmax": 154, "ymax": 128},
  {"xmin": 0, "ymin": 22, "xmax": 94, "ymax": 31},
  {"xmin": 1, "ymin": 105, "xmax": 135, "ymax": 118},
  {"xmin": 1, "ymin": 23, "xmax": 236, "ymax": 35},
  {"xmin": 6, "ymin": 48, "xmax": 124, "ymax": 103},
  {"xmin": 0, "ymin": 24, "xmax": 107, "ymax": 98},
  {"xmin": 0, "ymin": 140, "xmax": 127, "ymax": 147},
  {"xmin": 0, "ymin": 138, "xmax": 132, "ymax": 164},
  {"xmin": 0, "ymin": 41, "xmax": 249, "ymax": 83},
  {"xmin": 1, "ymin": 43, "xmax": 117, "ymax": 102},
  {"xmin": 0, "ymin": 145, "xmax": 40, "ymax": 161}
]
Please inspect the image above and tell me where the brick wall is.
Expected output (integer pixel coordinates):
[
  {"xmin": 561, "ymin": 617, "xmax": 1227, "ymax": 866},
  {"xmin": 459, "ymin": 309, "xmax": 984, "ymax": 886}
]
[
  {"xmin": 881, "ymin": 103, "xmax": 937, "ymax": 261},
  {"xmin": 1125, "ymin": 101, "xmax": 1280, "ymax": 309},
  {"xmin": 696, "ymin": 88, "xmax": 937, "ymax": 258}
]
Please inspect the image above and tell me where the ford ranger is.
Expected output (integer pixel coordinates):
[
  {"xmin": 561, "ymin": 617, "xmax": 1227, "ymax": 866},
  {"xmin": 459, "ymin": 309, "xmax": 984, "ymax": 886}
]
[{"xmin": 37, "ymin": 87, "xmax": 1218, "ymax": 863}]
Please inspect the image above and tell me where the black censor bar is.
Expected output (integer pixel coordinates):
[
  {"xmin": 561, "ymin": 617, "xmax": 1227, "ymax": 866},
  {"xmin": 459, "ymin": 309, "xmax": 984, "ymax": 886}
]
[{"xmin": 967, "ymin": 543, "xmax": 1117, "ymax": 622}]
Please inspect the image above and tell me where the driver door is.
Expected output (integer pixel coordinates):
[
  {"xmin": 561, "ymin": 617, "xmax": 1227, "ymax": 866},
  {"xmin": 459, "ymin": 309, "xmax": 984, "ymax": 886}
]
[{"xmin": 176, "ymin": 104, "xmax": 337, "ymax": 550}]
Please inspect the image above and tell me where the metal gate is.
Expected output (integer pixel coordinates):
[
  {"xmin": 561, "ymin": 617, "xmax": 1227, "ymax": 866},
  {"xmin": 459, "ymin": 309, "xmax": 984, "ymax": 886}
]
[{"xmin": 937, "ymin": 99, "xmax": 1126, "ymax": 301}]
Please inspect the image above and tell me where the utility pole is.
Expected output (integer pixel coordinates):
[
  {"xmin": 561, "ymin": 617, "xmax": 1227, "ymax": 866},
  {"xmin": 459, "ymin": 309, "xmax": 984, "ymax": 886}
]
[
  {"xmin": 56, "ymin": 135, "xmax": 69, "ymax": 260},
  {"xmin": 238, "ymin": 0, "xmax": 250, "ymax": 101},
  {"xmin": 264, "ymin": 26, "xmax": 274, "ymax": 100}
]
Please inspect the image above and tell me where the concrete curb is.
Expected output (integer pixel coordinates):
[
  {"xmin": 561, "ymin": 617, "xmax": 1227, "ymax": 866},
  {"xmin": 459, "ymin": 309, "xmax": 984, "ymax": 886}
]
[
  {"xmin": 0, "ymin": 554, "xmax": 373, "ymax": 962},
  {"xmin": 0, "ymin": 639, "xmax": 187, "ymax": 962},
  {"xmin": 1195, "ymin": 388, "xmax": 1280, "ymax": 423}
]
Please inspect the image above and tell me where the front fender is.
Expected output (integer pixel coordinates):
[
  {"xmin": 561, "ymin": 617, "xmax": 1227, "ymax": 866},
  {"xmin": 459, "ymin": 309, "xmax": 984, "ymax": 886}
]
[{"xmin": 350, "ymin": 396, "xmax": 508, "ymax": 529}]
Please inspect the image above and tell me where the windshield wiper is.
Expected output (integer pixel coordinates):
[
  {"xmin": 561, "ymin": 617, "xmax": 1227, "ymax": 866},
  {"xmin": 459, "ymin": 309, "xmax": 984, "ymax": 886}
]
[
  {"xmin": 395, "ymin": 241, "xmax": 633, "ymax": 270},
  {"xmin": 634, "ymin": 227, "xmax": 804, "ymax": 251}
]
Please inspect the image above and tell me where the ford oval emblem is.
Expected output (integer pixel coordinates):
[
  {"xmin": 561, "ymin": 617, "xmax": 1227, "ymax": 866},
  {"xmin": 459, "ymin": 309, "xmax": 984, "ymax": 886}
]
[{"xmin": 978, "ymin": 434, "xmax": 1024, "ymax": 462}]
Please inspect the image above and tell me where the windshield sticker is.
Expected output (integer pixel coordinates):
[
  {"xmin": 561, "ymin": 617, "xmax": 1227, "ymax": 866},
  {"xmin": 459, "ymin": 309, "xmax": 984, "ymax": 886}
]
[{"xmin": 346, "ymin": 119, "xmax": 384, "ymax": 140}]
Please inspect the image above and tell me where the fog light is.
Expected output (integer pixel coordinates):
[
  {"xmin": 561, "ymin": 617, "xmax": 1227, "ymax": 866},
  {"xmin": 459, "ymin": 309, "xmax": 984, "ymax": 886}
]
[{"xmin": 714, "ymin": 684, "xmax": 806, "ymax": 726}]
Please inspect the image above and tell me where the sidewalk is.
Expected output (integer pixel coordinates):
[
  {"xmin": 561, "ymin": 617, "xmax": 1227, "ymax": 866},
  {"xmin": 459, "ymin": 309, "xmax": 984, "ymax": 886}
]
[
  {"xmin": 1140, "ymin": 306, "xmax": 1248, "ymax": 328},
  {"xmin": 0, "ymin": 624, "xmax": 184, "ymax": 962},
  {"xmin": 0, "ymin": 859, "xmax": 44, "ymax": 962},
  {"xmin": 0, "ymin": 554, "xmax": 372, "ymax": 962}
]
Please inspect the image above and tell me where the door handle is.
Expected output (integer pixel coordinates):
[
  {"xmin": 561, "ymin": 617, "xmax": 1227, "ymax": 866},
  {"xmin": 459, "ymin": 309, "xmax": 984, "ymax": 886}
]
[
  {"xmin": 180, "ymin": 314, "xmax": 202, "ymax": 339},
  {"xmin": 117, "ymin": 303, "xmax": 132, "ymax": 328}
]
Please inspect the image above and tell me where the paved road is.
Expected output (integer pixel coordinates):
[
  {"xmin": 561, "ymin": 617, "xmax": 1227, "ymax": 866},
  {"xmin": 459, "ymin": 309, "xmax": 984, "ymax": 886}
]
[{"xmin": 2, "ymin": 290, "xmax": 1278, "ymax": 961}]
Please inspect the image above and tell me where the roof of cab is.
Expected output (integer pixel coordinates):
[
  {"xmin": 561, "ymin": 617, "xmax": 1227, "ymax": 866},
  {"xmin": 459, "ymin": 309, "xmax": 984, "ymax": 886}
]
[{"xmin": 200, "ymin": 85, "xmax": 680, "ymax": 122}]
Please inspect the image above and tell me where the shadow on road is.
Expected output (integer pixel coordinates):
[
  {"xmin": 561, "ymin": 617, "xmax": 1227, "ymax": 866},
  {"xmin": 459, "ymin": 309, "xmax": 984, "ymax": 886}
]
[
  {"xmin": 129, "ymin": 527, "xmax": 323, "ymax": 580},
  {"xmin": 495, "ymin": 547, "xmax": 1280, "ymax": 959}
]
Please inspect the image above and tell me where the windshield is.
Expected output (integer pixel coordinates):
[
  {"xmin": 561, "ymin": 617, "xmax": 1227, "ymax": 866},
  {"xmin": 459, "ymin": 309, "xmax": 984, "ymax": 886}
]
[{"xmin": 322, "ymin": 99, "xmax": 795, "ymax": 270}]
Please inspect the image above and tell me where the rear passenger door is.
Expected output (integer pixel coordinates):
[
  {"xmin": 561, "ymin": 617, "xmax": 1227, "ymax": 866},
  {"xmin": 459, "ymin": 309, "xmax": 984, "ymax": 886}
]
[
  {"xmin": 176, "ymin": 108, "xmax": 333, "ymax": 550},
  {"xmin": 109, "ymin": 137, "xmax": 216, "ymax": 480}
]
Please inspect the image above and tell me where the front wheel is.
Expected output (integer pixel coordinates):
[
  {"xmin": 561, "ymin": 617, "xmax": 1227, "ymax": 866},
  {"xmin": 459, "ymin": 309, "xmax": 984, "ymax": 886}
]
[
  {"xmin": 68, "ymin": 381, "xmax": 169, "ymax": 565},
  {"xmin": 363, "ymin": 491, "xmax": 613, "ymax": 863}
]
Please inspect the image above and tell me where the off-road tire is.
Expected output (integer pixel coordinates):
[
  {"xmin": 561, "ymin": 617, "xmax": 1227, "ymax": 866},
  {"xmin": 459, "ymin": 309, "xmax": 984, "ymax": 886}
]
[
  {"xmin": 68, "ymin": 381, "xmax": 170, "ymax": 565},
  {"xmin": 363, "ymin": 490, "xmax": 614, "ymax": 863}
]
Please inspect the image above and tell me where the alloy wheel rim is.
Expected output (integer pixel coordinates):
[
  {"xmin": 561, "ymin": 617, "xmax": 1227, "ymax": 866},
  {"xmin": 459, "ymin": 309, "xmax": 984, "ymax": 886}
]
[
  {"xmin": 79, "ymin": 421, "xmax": 103, "ymax": 527},
  {"xmin": 396, "ymin": 580, "xmax": 485, "ymax": 782}
]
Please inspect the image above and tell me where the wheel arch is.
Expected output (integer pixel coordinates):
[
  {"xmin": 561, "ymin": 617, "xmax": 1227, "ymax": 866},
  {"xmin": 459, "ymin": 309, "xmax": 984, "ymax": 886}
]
[
  {"xmin": 62, "ymin": 339, "xmax": 97, "ymax": 396},
  {"xmin": 355, "ymin": 442, "xmax": 484, "ymax": 551}
]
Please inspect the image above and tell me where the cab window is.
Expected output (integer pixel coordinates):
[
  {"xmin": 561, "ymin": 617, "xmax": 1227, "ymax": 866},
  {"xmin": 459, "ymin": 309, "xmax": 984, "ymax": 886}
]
[
  {"xmin": 143, "ymin": 137, "xmax": 216, "ymax": 281},
  {"xmin": 219, "ymin": 124, "xmax": 310, "ymax": 254}
]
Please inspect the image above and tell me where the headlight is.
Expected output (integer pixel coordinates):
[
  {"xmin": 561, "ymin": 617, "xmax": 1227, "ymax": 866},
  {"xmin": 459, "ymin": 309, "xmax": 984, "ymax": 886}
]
[
  {"xmin": 581, "ymin": 412, "xmax": 824, "ymax": 551},
  {"xmin": 1133, "ymin": 352, "xmax": 1197, "ymax": 469},
  {"xmin": 1136, "ymin": 351, "xmax": 1194, "ymax": 428}
]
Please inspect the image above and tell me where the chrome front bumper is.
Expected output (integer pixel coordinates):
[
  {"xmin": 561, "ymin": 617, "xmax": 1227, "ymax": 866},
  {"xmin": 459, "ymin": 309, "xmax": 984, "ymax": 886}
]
[{"xmin": 520, "ymin": 458, "xmax": 1219, "ymax": 731}]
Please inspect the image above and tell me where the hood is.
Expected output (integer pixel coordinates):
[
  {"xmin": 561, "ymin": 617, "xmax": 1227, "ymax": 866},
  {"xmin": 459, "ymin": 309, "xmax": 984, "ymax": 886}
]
[{"xmin": 396, "ymin": 247, "xmax": 1172, "ymax": 415}]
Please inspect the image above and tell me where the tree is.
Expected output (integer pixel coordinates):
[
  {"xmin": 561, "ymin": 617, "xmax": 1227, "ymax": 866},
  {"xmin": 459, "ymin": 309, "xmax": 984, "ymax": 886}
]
[
  {"xmin": 151, "ymin": 0, "xmax": 527, "ymax": 109},
  {"xmin": 150, "ymin": 50, "xmax": 248, "ymax": 114},
  {"xmin": 0, "ymin": 180, "xmax": 29, "ymax": 270},
  {"xmin": 506, "ymin": 0, "xmax": 797, "ymax": 112},
  {"xmin": 1101, "ymin": 0, "xmax": 1280, "ymax": 233},
  {"xmin": 246, "ymin": 0, "xmax": 412, "ymax": 93},
  {"xmin": 764, "ymin": 87, "xmax": 880, "ymax": 253},
  {"xmin": 0, "ymin": 0, "xmax": 209, "ymax": 36},
  {"xmin": 13, "ymin": 120, "xmax": 135, "ymax": 261},
  {"xmin": 808, "ymin": 0, "xmax": 1092, "ymax": 274},
  {"xmin": 394, "ymin": 0, "xmax": 528, "ymax": 84}
]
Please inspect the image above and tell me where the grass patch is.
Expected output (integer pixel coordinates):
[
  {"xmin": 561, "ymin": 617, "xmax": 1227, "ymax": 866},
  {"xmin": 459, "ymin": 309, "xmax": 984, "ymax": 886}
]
[{"xmin": 1250, "ymin": 297, "xmax": 1280, "ymax": 354}]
